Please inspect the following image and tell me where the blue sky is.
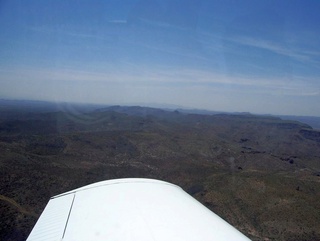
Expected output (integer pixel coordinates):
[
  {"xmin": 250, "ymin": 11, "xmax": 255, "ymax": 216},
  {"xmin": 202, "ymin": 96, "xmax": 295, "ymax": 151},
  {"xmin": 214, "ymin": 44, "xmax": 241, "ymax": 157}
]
[{"xmin": 0, "ymin": 0, "xmax": 320, "ymax": 116}]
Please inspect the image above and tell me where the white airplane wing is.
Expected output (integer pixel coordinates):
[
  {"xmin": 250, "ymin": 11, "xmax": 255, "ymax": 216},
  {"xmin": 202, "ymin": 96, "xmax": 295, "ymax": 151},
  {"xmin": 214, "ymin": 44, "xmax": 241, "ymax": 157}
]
[{"xmin": 27, "ymin": 178, "xmax": 251, "ymax": 241}]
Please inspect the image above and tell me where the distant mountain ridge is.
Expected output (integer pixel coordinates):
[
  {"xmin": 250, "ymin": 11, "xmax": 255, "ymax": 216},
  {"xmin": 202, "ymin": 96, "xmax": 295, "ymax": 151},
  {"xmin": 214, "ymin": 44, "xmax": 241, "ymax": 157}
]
[
  {"xmin": 96, "ymin": 105, "xmax": 172, "ymax": 117},
  {"xmin": 1, "ymin": 99, "xmax": 320, "ymax": 129},
  {"xmin": 278, "ymin": 115, "xmax": 320, "ymax": 130},
  {"xmin": 1, "ymin": 99, "xmax": 320, "ymax": 241}
]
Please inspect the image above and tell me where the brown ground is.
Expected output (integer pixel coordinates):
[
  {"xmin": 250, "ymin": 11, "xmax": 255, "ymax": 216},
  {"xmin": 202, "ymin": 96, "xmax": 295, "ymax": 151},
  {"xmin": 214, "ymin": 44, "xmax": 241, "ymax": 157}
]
[{"xmin": 1, "ymin": 105, "xmax": 320, "ymax": 241}]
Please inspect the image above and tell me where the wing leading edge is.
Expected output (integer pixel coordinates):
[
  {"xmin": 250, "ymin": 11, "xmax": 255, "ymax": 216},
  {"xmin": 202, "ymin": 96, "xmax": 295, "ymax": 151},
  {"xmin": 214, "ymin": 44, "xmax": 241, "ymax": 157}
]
[{"xmin": 27, "ymin": 178, "xmax": 251, "ymax": 241}]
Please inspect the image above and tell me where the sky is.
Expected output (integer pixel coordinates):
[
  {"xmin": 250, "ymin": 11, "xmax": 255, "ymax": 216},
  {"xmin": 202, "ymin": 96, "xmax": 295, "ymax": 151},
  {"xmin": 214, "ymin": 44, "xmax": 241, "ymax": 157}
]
[{"xmin": 0, "ymin": 0, "xmax": 320, "ymax": 116}]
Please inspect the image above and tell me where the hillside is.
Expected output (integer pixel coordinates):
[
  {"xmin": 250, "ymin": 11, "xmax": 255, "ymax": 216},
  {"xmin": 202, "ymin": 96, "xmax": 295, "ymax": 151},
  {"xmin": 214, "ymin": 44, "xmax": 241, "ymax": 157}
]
[{"xmin": 0, "ymin": 104, "xmax": 320, "ymax": 241}]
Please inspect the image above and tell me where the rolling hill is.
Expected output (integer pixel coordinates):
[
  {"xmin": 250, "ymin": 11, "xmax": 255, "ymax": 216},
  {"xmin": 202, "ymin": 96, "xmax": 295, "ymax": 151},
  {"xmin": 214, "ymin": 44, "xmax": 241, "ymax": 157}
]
[{"xmin": 0, "ymin": 101, "xmax": 320, "ymax": 241}]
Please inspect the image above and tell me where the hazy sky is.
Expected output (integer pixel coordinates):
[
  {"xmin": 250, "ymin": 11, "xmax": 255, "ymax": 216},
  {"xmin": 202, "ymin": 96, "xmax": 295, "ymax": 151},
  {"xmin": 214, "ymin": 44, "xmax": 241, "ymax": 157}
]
[{"xmin": 1, "ymin": 0, "xmax": 320, "ymax": 116}]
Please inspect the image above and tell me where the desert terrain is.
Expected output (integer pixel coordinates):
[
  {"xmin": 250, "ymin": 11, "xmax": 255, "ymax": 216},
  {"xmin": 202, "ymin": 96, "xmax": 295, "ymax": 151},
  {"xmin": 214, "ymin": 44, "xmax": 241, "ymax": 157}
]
[{"xmin": 0, "ymin": 101, "xmax": 320, "ymax": 241}]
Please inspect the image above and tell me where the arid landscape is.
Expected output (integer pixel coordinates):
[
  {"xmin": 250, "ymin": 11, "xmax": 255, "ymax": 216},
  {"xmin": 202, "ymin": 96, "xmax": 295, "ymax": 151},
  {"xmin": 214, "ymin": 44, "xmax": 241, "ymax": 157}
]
[{"xmin": 1, "ymin": 100, "xmax": 320, "ymax": 241}]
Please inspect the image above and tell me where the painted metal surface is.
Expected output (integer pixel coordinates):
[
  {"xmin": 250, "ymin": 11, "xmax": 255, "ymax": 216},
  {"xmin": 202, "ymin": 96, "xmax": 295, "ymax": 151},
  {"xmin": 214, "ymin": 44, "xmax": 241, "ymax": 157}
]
[
  {"xmin": 27, "ymin": 178, "xmax": 251, "ymax": 241},
  {"xmin": 26, "ymin": 193, "xmax": 75, "ymax": 241}
]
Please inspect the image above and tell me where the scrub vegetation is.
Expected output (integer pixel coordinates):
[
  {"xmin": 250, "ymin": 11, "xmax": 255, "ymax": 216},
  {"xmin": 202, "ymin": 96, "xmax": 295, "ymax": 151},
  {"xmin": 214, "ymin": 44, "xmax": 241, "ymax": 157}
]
[{"xmin": 0, "ymin": 101, "xmax": 320, "ymax": 241}]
